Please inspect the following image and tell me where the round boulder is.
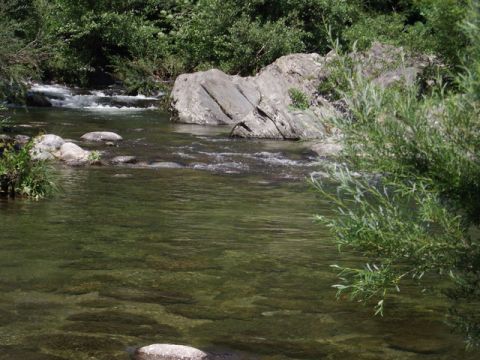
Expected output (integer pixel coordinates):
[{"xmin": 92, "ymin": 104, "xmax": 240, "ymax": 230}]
[
  {"xmin": 33, "ymin": 134, "xmax": 65, "ymax": 152},
  {"xmin": 135, "ymin": 344, "xmax": 208, "ymax": 360},
  {"xmin": 81, "ymin": 131, "xmax": 123, "ymax": 142},
  {"xmin": 56, "ymin": 142, "xmax": 90, "ymax": 163},
  {"xmin": 31, "ymin": 134, "xmax": 66, "ymax": 161}
]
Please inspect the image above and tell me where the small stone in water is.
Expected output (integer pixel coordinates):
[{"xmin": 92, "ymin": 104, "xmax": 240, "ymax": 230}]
[
  {"xmin": 148, "ymin": 162, "xmax": 184, "ymax": 169},
  {"xmin": 134, "ymin": 344, "xmax": 209, "ymax": 360},
  {"xmin": 111, "ymin": 156, "xmax": 137, "ymax": 165},
  {"xmin": 81, "ymin": 131, "xmax": 123, "ymax": 142}
]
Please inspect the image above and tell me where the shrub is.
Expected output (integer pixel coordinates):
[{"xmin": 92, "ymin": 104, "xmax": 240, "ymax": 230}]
[
  {"xmin": 288, "ymin": 88, "xmax": 310, "ymax": 110},
  {"xmin": 313, "ymin": 3, "xmax": 480, "ymax": 347},
  {"xmin": 0, "ymin": 141, "xmax": 55, "ymax": 199}
]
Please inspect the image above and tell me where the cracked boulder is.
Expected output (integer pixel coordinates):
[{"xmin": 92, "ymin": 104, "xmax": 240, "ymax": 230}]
[
  {"xmin": 171, "ymin": 69, "xmax": 260, "ymax": 126},
  {"xmin": 171, "ymin": 54, "xmax": 334, "ymax": 140},
  {"xmin": 170, "ymin": 44, "xmax": 435, "ymax": 141}
]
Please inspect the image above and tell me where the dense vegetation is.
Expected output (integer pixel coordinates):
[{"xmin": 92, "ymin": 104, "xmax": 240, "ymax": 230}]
[
  {"xmin": 0, "ymin": 0, "xmax": 471, "ymax": 97},
  {"xmin": 315, "ymin": 2, "xmax": 480, "ymax": 348}
]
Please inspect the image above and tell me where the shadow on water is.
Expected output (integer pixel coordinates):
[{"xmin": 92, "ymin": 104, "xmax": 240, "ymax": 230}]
[{"xmin": 0, "ymin": 107, "xmax": 478, "ymax": 359}]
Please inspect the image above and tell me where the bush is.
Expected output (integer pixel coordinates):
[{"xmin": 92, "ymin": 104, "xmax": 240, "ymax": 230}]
[
  {"xmin": 0, "ymin": 140, "xmax": 55, "ymax": 199},
  {"xmin": 314, "ymin": 3, "xmax": 480, "ymax": 347},
  {"xmin": 288, "ymin": 88, "xmax": 310, "ymax": 110}
]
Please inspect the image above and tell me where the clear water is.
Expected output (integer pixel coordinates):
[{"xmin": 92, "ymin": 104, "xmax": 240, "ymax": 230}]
[{"xmin": 0, "ymin": 108, "xmax": 478, "ymax": 360}]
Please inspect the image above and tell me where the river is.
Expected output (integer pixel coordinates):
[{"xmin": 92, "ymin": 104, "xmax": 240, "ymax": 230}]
[{"xmin": 0, "ymin": 91, "xmax": 477, "ymax": 359}]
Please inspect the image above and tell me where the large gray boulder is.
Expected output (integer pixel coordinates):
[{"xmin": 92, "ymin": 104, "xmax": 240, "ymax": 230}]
[
  {"xmin": 171, "ymin": 69, "xmax": 259, "ymax": 126},
  {"xmin": 171, "ymin": 54, "xmax": 335, "ymax": 140},
  {"xmin": 170, "ymin": 43, "xmax": 436, "ymax": 142}
]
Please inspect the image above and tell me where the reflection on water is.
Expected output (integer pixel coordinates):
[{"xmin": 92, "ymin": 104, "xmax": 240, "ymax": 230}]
[{"xmin": 0, "ymin": 108, "xmax": 478, "ymax": 359}]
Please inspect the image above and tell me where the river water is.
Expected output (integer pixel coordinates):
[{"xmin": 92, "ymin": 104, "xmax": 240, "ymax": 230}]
[{"xmin": 0, "ymin": 94, "xmax": 478, "ymax": 359}]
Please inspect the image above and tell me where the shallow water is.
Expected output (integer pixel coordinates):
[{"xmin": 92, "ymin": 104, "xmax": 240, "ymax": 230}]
[{"xmin": 0, "ymin": 107, "xmax": 478, "ymax": 360}]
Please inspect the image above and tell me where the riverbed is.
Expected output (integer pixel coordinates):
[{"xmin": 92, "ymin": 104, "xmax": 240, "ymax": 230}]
[{"xmin": 0, "ymin": 104, "xmax": 477, "ymax": 359}]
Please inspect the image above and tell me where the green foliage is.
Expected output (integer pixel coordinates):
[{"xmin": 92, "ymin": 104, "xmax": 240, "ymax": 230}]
[
  {"xmin": 87, "ymin": 150, "xmax": 101, "ymax": 163},
  {"xmin": 1, "ymin": 0, "xmax": 473, "ymax": 93},
  {"xmin": 314, "ymin": 4, "xmax": 480, "ymax": 347},
  {"xmin": 343, "ymin": 0, "xmax": 469, "ymax": 66},
  {"xmin": 288, "ymin": 88, "xmax": 310, "ymax": 110},
  {"xmin": 343, "ymin": 13, "xmax": 428, "ymax": 51},
  {"xmin": 171, "ymin": 0, "xmax": 306, "ymax": 75},
  {"xmin": 417, "ymin": 0, "xmax": 470, "ymax": 65},
  {"xmin": 0, "ymin": 0, "xmax": 44, "ymax": 100},
  {"xmin": 0, "ymin": 141, "xmax": 55, "ymax": 199}
]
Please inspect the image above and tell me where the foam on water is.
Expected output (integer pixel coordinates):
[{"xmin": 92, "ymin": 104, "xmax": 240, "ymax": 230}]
[{"xmin": 28, "ymin": 83, "xmax": 161, "ymax": 111}]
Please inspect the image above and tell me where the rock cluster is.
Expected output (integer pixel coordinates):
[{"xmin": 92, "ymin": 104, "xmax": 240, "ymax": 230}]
[
  {"xmin": 30, "ymin": 131, "xmax": 124, "ymax": 165},
  {"xmin": 31, "ymin": 134, "xmax": 90, "ymax": 164},
  {"xmin": 171, "ymin": 43, "xmax": 436, "ymax": 155}
]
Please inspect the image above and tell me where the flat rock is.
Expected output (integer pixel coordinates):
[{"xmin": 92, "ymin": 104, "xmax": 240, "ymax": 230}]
[
  {"xmin": 81, "ymin": 131, "xmax": 123, "ymax": 142},
  {"xmin": 110, "ymin": 155, "xmax": 137, "ymax": 165},
  {"xmin": 135, "ymin": 344, "xmax": 208, "ymax": 360}
]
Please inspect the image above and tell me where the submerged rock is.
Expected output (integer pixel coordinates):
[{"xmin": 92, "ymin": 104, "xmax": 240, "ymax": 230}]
[
  {"xmin": 26, "ymin": 92, "xmax": 52, "ymax": 107},
  {"xmin": 81, "ymin": 131, "xmax": 123, "ymax": 142},
  {"xmin": 145, "ymin": 162, "xmax": 184, "ymax": 169},
  {"xmin": 134, "ymin": 344, "xmax": 208, "ymax": 360}
]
